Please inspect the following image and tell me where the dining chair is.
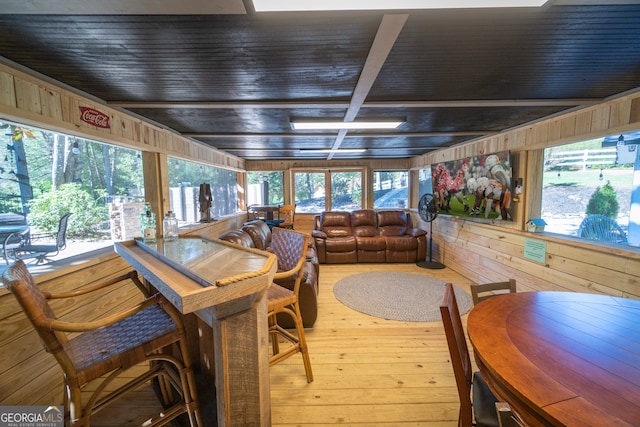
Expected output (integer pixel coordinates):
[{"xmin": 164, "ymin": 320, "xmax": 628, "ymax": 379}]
[
  {"xmin": 6, "ymin": 213, "xmax": 72, "ymax": 264},
  {"xmin": 470, "ymin": 279, "xmax": 517, "ymax": 305},
  {"xmin": 268, "ymin": 227, "xmax": 314, "ymax": 382},
  {"xmin": 278, "ymin": 204, "xmax": 296, "ymax": 229},
  {"xmin": 495, "ymin": 402, "xmax": 524, "ymax": 427},
  {"xmin": 1, "ymin": 260, "xmax": 202, "ymax": 427},
  {"xmin": 440, "ymin": 283, "xmax": 499, "ymax": 427}
]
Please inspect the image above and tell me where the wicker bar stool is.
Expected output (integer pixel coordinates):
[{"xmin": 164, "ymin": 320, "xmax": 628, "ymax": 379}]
[
  {"xmin": 268, "ymin": 227, "xmax": 313, "ymax": 382},
  {"xmin": 1, "ymin": 260, "xmax": 202, "ymax": 427}
]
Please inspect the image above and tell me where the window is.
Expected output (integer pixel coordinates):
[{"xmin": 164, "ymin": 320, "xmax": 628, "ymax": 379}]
[
  {"xmin": 373, "ymin": 170, "xmax": 408, "ymax": 209},
  {"xmin": 418, "ymin": 167, "xmax": 433, "ymax": 199},
  {"xmin": 168, "ymin": 157, "xmax": 239, "ymax": 223},
  {"xmin": 293, "ymin": 171, "xmax": 326, "ymax": 213},
  {"xmin": 246, "ymin": 171, "xmax": 284, "ymax": 206},
  {"xmin": 541, "ymin": 133, "xmax": 638, "ymax": 247},
  {"xmin": 331, "ymin": 171, "xmax": 362, "ymax": 211},
  {"xmin": 293, "ymin": 169, "xmax": 364, "ymax": 213},
  {"xmin": 0, "ymin": 118, "xmax": 142, "ymax": 256}
]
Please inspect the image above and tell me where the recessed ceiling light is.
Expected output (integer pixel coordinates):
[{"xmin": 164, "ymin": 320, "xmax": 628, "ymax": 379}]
[
  {"xmin": 291, "ymin": 120, "xmax": 403, "ymax": 130},
  {"xmin": 253, "ymin": 0, "xmax": 548, "ymax": 12}
]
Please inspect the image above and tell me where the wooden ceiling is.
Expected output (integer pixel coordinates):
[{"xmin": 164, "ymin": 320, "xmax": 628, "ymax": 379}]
[{"xmin": 0, "ymin": 1, "xmax": 639, "ymax": 161}]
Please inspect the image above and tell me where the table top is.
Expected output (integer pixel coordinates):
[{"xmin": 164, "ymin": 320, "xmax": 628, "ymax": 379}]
[
  {"xmin": 115, "ymin": 237, "xmax": 276, "ymax": 314},
  {"xmin": 467, "ymin": 291, "xmax": 640, "ymax": 427},
  {"xmin": 0, "ymin": 224, "xmax": 28, "ymax": 234}
]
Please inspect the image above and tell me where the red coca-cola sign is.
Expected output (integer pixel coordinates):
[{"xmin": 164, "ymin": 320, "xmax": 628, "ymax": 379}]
[{"xmin": 79, "ymin": 106, "xmax": 110, "ymax": 129}]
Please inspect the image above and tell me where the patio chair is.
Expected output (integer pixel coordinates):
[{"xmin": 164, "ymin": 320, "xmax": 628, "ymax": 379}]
[
  {"xmin": 8, "ymin": 213, "xmax": 72, "ymax": 264},
  {"xmin": 1, "ymin": 260, "xmax": 202, "ymax": 427},
  {"xmin": 577, "ymin": 214, "xmax": 628, "ymax": 244}
]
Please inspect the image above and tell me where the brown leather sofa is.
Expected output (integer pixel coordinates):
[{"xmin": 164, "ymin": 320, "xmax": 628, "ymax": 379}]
[
  {"xmin": 218, "ymin": 220, "xmax": 319, "ymax": 327},
  {"xmin": 312, "ymin": 209, "xmax": 427, "ymax": 263}
]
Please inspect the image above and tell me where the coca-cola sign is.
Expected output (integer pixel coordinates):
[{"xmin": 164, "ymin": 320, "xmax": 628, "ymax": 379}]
[{"xmin": 79, "ymin": 106, "xmax": 110, "ymax": 129}]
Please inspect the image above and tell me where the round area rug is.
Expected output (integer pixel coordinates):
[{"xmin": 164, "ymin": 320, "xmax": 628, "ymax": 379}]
[{"xmin": 333, "ymin": 272, "xmax": 472, "ymax": 322}]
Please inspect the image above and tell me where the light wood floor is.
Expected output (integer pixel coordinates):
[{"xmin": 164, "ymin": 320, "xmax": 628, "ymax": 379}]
[
  {"xmin": 91, "ymin": 262, "xmax": 473, "ymax": 426},
  {"xmin": 270, "ymin": 263, "xmax": 470, "ymax": 427}
]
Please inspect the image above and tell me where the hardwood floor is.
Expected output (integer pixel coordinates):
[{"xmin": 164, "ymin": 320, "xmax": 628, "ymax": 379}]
[
  {"xmin": 90, "ymin": 262, "xmax": 472, "ymax": 426},
  {"xmin": 270, "ymin": 262, "xmax": 471, "ymax": 427}
]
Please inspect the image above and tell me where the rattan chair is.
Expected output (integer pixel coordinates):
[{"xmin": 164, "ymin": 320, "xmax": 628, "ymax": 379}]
[
  {"xmin": 470, "ymin": 279, "xmax": 517, "ymax": 305},
  {"xmin": 268, "ymin": 227, "xmax": 313, "ymax": 382},
  {"xmin": 278, "ymin": 204, "xmax": 296, "ymax": 229},
  {"xmin": 440, "ymin": 283, "xmax": 499, "ymax": 427},
  {"xmin": 1, "ymin": 260, "xmax": 202, "ymax": 427}
]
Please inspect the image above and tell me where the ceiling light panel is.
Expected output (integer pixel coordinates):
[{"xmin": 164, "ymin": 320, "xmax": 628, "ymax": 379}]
[
  {"xmin": 291, "ymin": 120, "xmax": 403, "ymax": 130},
  {"xmin": 253, "ymin": 0, "xmax": 548, "ymax": 12}
]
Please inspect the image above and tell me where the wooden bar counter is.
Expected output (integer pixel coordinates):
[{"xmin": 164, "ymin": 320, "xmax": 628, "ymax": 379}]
[{"xmin": 115, "ymin": 237, "xmax": 277, "ymax": 427}]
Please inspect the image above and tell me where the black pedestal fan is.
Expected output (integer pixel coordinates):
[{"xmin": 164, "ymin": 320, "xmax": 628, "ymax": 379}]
[{"xmin": 416, "ymin": 193, "xmax": 445, "ymax": 269}]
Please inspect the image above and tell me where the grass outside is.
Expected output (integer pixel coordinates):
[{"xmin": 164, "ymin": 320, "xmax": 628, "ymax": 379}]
[{"xmin": 543, "ymin": 167, "xmax": 634, "ymax": 189}]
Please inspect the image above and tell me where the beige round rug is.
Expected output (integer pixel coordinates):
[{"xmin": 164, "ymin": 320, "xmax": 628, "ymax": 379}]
[{"xmin": 333, "ymin": 272, "xmax": 472, "ymax": 322}]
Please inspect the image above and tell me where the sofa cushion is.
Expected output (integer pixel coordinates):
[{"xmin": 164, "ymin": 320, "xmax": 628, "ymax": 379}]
[
  {"xmin": 319, "ymin": 211, "xmax": 353, "ymax": 238},
  {"xmin": 377, "ymin": 210, "xmax": 409, "ymax": 236},
  {"xmin": 351, "ymin": 209, "xmax": 378, "ymax": 237}
]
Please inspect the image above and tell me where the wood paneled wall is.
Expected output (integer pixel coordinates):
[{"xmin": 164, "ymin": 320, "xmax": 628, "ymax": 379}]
[
  {"xmin": 0, "ymin": 251, "xmax": 142, "ymax": 406},
  {"xmin": 0, "ymin": 62, "xmax": 244, "ymax": 170},
  {"xmin": 412, "ymin": 89, "xmax": 640, "ymax": 299}
]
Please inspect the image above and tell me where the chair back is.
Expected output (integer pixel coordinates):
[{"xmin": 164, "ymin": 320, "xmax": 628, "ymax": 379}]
[
  {"xmin": 279, "ymin": 204, "xmax": 296, "ymax": 229},
  {"xmin": 2, "ymin": 260, "xmax": 69, "ymax": 354},
  {"xmin": 271, "ymin": 228, "xmax": 309, "ymax": 292},
  {"xmin": 440, "ymin": 282, "xmax": 474, "ymax": 427},
  {"xmin": 55, "ymin": 213, "xmax": 72, "ymax": 250},
  {"xmin": 577, "ymin": 214, "xmax": 628, "ymax": 244},
  {"xmin": 470, "ymin": 279, "xmax": 516, "ymax": 305}
]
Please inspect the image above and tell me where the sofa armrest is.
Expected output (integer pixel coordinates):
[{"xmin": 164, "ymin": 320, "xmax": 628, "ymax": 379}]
[
  {"xmin": 312, "ymin": 229, "xmax": 327, "ymax": 239},
  {"xmin": 406, "ymin": 228, "xmax": 427, "ymax": 237}
]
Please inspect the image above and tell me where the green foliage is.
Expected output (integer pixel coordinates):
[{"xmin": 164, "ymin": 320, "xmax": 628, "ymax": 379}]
[
  {"xmin": 586, "ymin": 181, "xmax": 619, "ymax": 219},
  {"xmin": 27, "ymin": 183, "xmax": 108, "ymax": 237}
]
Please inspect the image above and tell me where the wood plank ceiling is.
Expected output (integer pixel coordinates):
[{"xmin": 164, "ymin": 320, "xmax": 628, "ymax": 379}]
[{"xmin": 0, "ymin": 1, "xmax": 639, "ymax": 161}]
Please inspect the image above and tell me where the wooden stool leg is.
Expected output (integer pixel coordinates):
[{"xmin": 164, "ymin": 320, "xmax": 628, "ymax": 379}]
[{"xmin": 292, "ymin": 302, "xmax": 313, "ymax": 383}]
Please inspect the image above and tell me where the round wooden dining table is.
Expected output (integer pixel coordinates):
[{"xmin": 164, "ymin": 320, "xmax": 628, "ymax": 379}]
[{"xmin": 467, "ymin": 291, "xmax": 640, "ymax": 427}]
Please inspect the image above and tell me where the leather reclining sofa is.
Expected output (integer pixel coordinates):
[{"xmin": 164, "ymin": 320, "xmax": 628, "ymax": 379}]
[
  {"xmin": 312, "ymin": 209, "xmax": 427, "ymax": 264},
  {"xmin": 217, "ymin": 220, "xmax": 319, "ymax": 327}
]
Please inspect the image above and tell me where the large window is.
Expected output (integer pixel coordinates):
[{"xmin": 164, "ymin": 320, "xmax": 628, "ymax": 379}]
[
  {"xmin": 542, "ymin": 133, "xmax": 639, "ymax": 248},
  {"xmin": 293, "ymin": 171, "xmax": 326, "ymax": 213},
  {"xmin": 331, "ymin": 171, "xmax": 362, "ymax": 211},
  {"xmin": 0, "ymin": 118, "xmax": 142, "ymax": 253},
  {"xmin": 373, "ymin": 170, "xmax": 408, "ymax": 209},
  {"xmin": 246, "ymin": 171, "xmax": 284, "ymax": 206},
  {"xmin": 168, "ymin": 157, "xmax": 239, "ymax": 223},
  {"xmin": 293, "ymin": 169, "xmax": 363, "ymax": 213}
]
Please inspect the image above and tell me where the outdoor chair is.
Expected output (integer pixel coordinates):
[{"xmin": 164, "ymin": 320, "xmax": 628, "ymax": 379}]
[
  {"xmin": 577, "ymin": 214, "xmax": 628, "ymax": 244},
  {"xmin": 5, "ymin": 213, "xmax": 72, "ymax": 264},
  {"xmin": 268, "ymin": 227, "xmax": 314, "ymax": 382},
  {"xmin": 278, "ymin": 204, "xmax": 296, "ymax": 229},
  {"xmin": 440, "ymin": 283, "xmax": 499, "ymax": 427},
  {"xmin": 470, "ymin": 279, "xmax": 517, "ymax": 305},
  {"xmin": 1, "ymin": 260, "xmax": 202, "ymax": 427}
]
